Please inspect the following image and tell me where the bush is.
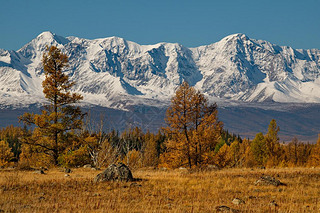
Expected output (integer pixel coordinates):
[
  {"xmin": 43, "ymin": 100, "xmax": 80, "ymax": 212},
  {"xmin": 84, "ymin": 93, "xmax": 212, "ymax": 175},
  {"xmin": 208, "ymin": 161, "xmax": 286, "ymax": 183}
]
[
  {"xmin": 19, "ymin": 144, "xmax": 53, "ymax": 168},
  {"xmin": 58, "ymin": 146, "xmax": 91, "ymax": 167}
]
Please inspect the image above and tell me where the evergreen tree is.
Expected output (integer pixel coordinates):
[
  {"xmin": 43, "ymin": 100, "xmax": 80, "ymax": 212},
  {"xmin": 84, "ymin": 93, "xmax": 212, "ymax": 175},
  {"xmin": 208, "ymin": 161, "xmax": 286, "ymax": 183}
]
[
  {"xmin": 20, "ymin": 46, "xmax": 84, "ymax": 166},
  {"xmin": 0, "ymin": 125, "xmax": 24, "ymax": 161}
]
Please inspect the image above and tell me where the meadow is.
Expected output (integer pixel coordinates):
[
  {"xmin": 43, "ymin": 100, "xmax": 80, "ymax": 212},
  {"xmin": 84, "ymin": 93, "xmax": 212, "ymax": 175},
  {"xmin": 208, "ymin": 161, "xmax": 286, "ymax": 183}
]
[{"xmin": 0, "ymin": 167, "xmax": 319, "ymax": 212}]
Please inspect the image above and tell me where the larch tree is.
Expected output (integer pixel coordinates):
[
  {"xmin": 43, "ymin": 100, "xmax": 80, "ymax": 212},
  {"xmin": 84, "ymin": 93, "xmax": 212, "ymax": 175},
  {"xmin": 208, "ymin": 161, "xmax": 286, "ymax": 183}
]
[
  {"xmin": 264, "ymin": 119, "xmax": 282, "ymax": 166},
  {"xmin": 251, "ymin": 132, "xmax": 267, "ymax": 166},
  {"xmin": 20, "ymin": 46, "xmax": 84, "ymax": 166},
  {"xmin": 308, "ymin": 134, "xmax": 320, "ymax": 167},
  {"xmin": 162, "ymin": 81, "xmax": 223, "ymax": 168},
  {"xmin": 0, "ymin": 140, "xmax": 14, "ymax": 167},
  {"xmin": 229, "ymin": 139, "xmax": 241, "ymax": 167}
]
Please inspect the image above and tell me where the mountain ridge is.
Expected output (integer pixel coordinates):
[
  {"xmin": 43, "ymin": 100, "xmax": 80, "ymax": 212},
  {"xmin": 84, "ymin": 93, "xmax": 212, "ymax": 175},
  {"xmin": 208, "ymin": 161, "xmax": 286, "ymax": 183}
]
[{"xmin": 1, "ymin": 32, "xmax": 320, "ymax": 110}]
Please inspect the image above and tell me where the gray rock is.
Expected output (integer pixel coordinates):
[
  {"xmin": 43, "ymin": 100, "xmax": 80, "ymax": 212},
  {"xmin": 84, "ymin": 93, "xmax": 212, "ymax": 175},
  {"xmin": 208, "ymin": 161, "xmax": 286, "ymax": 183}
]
[
  {"xmin": 91, "ymin": 167, "xmax": 101, "ymax": 171},
  {"xmin": 232, "ymin": 198, "xmax": 245, "ymax": 205},
  {"xmin": 34, "ymin": 170, "xmax": 45, "ymax": 174},
  {"xmin": 207, "ymin": 164, "xmax": 220, "ymax": 170},
  {"xmin": 269, "ymin": 200, "xmax": 278, "ymax": 207},
  {"xmin": 257, "ymin": 166, "xmax": 266, "ymax": 169},
  {"xmin": 255, "ymin": 175, "xmax": 286, "ymax": 186},
  {"xmin": 94, "ymin": 163, "xmax": 133, "ymax": 183},
  {"xmin": 130, "ymin": 182, "xmax": 142, "ymax": 187},
  {"xmin": 216, "ymin": 205, "xmax": 240, "ymax": 212},
  {"xmin": 178, "ymin": 167, "xmax": 187, "ymax": 170},
  {"xmin": 83, "ymin": 164, "xmax": 92, "ymax": 168}
]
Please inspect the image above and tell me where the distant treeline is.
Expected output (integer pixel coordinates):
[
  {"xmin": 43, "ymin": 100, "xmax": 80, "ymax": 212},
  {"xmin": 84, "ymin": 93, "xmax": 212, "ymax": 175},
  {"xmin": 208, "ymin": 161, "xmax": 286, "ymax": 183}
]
[{"xmin": 0, "ymin": 123, "xmax": 319, "ymax": 169}]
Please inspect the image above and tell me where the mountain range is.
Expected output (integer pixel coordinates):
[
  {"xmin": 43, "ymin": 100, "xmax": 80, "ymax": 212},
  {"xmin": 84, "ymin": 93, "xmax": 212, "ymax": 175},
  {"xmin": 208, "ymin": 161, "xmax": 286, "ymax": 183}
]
[
  {"xmin": 1, "ymin": 31, "xmax": 320, "ymax": 109},
  {"xmin": 1, "ymin": 32, "xmax": 320, "ymax": 141}
]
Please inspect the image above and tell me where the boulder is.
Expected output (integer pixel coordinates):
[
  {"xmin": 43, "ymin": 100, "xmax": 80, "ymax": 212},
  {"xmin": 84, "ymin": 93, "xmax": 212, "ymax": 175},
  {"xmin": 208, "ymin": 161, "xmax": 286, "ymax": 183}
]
[
  {"xmin": 269, "ymin": 200, "xmax": 278, "ymax": 207},
  {"xmin": 34, "ymin": 170, "xmax": 45, "ymax": 174},
  {"xmin": 232, "ymin": 198, "xmax": 245, "ymax": 205},
  {"xmin": 178, "ymin": 167, "xmax": 187, "ymax": 170},
  {"xmin": 255, "ymin": 175, "xmax": 286, "ymax": 186},
  {"xmin": 207, "ymin": 164, "xmax": 220, "ymax": 170},
  {"xmin": 215, "ymin": 205, "xmax": 240, "ymax": 212},
  {"xmin": 83, "ymin": 164, "xmax": 92, "ymax": 168},
  {"xmin": 257, "ymin": 166, "xmax": 266, "ymax": 169},
  {"xmin": 91, "ymin": 167, "xmax": 101, "ymax": 171},
  {"xmin": 94, "ymin": 163, "xmax": 133, "ymax": 183}
]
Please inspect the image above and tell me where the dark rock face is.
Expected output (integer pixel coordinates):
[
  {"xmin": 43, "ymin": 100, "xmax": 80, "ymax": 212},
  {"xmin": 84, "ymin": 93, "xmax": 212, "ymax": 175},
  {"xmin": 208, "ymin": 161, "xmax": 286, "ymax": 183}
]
[
  {"xmin": 94, "ymin": 163, "xmax": 133, "ymax": 183},
  {"xmin": 255, "ymin": 175, "xmax": 286, "ymax": 186}
]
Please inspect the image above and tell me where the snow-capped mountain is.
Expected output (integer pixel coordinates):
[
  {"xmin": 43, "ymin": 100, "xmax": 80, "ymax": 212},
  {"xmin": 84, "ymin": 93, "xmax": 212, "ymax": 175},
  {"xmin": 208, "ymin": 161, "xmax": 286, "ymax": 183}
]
[{"xmin": 1, "ymin": 31, "xmax": 320, "ymax": 109}]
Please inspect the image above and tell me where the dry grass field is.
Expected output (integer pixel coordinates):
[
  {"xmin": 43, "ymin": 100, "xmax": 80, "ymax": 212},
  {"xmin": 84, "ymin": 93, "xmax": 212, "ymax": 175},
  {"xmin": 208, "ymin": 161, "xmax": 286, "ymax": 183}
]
[{"xmin": 0, "ymin": 167, "xmax": 320, "ymax": 212}]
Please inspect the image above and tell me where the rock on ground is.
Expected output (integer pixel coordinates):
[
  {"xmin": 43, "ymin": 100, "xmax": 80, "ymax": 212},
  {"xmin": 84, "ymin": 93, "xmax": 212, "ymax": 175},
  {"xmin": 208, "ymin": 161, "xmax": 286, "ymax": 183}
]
[
  {"xmin": 216, "ymin": 205, "xmax": 240, "ymax": 212},
  {"xmin": 232, "ymin": 198, "xmax": 245, "ymax": 205},
  {"xmin": 94, "ymin": 163, "xmax": 134, "ymax": 183},
  {"xmin": 34, "ymin": 170, "xmax": 45, "ymax": 174},
  {"xmin": 255, "ymin": 175, "xmax": 286, "ymax": 186},
  {"xmin": 269, "ymin": 200, "xmax": 279, "ymax": 207}
]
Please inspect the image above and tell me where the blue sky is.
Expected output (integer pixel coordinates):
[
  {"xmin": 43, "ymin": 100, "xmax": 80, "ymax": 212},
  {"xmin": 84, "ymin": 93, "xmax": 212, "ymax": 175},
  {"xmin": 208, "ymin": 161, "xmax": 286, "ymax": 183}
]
[{"xmin": 1, "ymin": 0, "xmax": 319, "ymax": 50}]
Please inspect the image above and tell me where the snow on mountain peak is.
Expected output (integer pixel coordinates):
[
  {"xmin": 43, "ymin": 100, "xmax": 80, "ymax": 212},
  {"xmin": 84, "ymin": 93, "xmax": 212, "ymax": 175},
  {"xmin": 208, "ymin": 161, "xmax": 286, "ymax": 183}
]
[
  {"xmin": 1, "ymin": 32, "xmax": 320, "ymax": 109},
  {"xmin": 36, "ymin": 31, "xmax": 55, "ymax": 40},
  {"xmin": 38, "ymin": 31, "xmax": 70, "ymax": 45},
  {"xmin": 18, "ymin": 32, "xmax": 70, "ymax": 60},
  {"xmin": 222, "ymin": 33, "xmax": 249, "ymax": 41}
]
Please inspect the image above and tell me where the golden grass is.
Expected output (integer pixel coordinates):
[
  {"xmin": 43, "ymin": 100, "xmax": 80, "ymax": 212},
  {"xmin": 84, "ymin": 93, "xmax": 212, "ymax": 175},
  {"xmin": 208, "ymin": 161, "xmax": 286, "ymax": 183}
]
[{"xmin": 0, "ymin": 167, "xmax": 320, "ymax": 212}]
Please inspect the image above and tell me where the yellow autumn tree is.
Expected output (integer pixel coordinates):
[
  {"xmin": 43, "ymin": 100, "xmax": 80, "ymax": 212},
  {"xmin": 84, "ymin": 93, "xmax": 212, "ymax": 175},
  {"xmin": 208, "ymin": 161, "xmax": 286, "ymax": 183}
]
[
  {"xmin": 213, "ymin": 143, "xmax": 231, "ymax": 168},
  {"xmin": 0, "ymin": 140, "xmax": 14, "ymax": 167},
  {"xmin": 142, "ymin": 132, "xmax": 159, "ymax": 167},
  {"xmin": 265, "ymin": 119, "xmax": 282, "ymax": 167},
  {"xmin": 229, "ymin": 140, "xmax": 241, "ymax": 167},
  {"xmin": 161, "ymin": 82, "xmax": 222, "ymax": 168},
  {"xmin": 251, "ymin": 132, "xmax": 267, "ymax": 166},
  {"xmin": 20, "ymin": 46, "xmax": 84, "ymax": 166},
  {"xmin": 238, "ymin": 139, "xmax": 256, "ymax": 167},
  {"xmin": 308, "ymin": 135, "xmax": 320, "ymax": 167},
  {"xmin": 0, "ymin": 125, "xmax": 24, "ymax": 161}
]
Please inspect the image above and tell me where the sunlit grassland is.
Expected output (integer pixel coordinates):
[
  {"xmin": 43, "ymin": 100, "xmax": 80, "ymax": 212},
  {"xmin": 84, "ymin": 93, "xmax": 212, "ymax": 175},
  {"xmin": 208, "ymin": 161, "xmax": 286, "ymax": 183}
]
[{"xmin": 0, "ymin": 167, "xmax": 320, "ymax": 212}]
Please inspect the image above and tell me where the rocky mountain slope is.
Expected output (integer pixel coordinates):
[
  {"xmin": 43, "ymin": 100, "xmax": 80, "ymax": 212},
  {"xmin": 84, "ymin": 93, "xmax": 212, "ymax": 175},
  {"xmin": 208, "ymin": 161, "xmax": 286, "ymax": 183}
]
[{"xmin": 1, "ymin": 32, "xmax": 320, "ymax": 109}]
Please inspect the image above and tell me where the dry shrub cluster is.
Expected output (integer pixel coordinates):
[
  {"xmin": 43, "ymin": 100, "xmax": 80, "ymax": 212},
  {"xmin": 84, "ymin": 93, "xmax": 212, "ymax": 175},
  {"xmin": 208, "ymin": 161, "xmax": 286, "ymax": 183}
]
[{"xmin": 0, "ymin": 167, "xmax": 320, "ymax": 212}]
